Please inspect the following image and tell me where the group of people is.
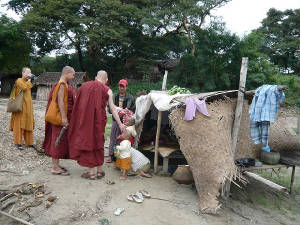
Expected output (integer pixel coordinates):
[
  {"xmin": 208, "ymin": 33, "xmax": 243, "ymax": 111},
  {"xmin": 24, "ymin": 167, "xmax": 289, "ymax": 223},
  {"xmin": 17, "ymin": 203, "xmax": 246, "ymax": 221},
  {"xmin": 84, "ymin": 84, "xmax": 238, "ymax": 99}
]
[{"xmin": 9, "ymin": 66, "xmax": 152, "ymax": 180}]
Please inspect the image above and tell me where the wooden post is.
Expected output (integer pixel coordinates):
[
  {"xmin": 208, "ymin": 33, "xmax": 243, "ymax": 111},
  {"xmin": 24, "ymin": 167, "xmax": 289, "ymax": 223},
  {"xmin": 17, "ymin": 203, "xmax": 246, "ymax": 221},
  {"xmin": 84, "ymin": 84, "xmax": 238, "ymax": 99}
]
[
  {"xmin": 232, "ymin": 57, "xmax": 248, "ymax": 155},
  {"xmin": 290, "ymin": 165, "xmax": 295, "ymax": 194},
  {"xmin": 224, "ymin": 57, "xmax": 248, "ymax": 198},
  {"xmin": 297, "ymin": 111, "xmax": 299, "ymax": 134},
  {"xmin": 154, "ymin": 70, "xmax": 168, "ymax": 174}
]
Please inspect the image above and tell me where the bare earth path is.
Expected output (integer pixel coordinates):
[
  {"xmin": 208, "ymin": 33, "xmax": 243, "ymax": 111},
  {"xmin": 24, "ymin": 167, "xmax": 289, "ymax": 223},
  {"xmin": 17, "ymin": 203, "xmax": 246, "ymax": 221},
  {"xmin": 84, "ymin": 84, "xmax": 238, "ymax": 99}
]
[{"xmin": 0, "ymin": 98, "xmax": 299, "ymax": 225}]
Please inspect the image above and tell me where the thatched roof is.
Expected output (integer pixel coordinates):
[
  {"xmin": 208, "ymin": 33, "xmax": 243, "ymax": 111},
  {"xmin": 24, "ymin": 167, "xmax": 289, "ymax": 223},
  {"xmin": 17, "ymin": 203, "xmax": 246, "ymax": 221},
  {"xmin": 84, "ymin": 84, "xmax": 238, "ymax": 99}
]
[
  {"xmin": 155, "ymin": 59, "xmax": 180, "ymax": 71},
  {"xmin": 34, "ymin": 72, "xmax": 87, "ymax": 87}
]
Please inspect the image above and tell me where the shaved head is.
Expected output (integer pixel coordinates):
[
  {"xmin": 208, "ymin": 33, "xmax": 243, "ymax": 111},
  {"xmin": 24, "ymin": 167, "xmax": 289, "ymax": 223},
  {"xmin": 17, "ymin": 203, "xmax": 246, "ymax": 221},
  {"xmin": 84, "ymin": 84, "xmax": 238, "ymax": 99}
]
[
  {"xmin": 61, "ymin": 66, "xmax": 75, "ymax": 82},
  {"xmin": 96, "ymin": 70, "xmax": 108, "ymax": 79},
  {"xmin": 62, "ymin": 66, "xmax": 75, "ymax": 75},
  {"xmin": 95, "ymin": 70, "xmax": 108, "ymax": 84}
]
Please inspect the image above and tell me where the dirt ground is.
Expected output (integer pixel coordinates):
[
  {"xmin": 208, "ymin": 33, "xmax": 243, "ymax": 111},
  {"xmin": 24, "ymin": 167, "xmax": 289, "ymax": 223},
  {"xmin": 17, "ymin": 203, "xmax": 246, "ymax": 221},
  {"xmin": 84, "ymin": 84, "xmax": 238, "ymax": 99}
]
[{"xmin": 0, "ymin": 98, "xmax": 299, "ymax": 225}]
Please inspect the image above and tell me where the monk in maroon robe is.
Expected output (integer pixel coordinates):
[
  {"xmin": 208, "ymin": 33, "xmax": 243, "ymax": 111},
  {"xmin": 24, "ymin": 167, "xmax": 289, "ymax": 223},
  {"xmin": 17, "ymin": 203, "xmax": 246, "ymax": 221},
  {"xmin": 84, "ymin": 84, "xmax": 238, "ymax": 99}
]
[
  {"xmin": 42, "ymin": 66, "xmax": 75, "ymax": 175},
  {"xmin": 68, "ymin": 70, "xmax": 126, "ymax": 180}
]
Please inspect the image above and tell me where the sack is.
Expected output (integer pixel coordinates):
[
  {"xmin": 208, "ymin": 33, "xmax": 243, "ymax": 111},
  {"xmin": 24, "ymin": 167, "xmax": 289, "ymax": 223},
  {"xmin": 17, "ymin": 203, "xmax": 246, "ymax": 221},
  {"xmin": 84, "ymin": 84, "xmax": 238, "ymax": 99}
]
[
  {"xmin": 45, "ymin": 82, "xmax": 68, "ymax": 126},
  {"xmin": 7, "ymin": 84, "xmax": 24, "ymax": 113}
]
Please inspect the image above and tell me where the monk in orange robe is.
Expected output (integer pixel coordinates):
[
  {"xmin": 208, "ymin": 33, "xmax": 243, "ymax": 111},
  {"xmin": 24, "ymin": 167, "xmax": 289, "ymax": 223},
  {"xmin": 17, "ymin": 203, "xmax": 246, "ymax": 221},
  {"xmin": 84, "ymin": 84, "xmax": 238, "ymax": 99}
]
[
  {"xmin": 10, "ymin": 67, "xmax": 34, "ymax": 150},
  {"xmin": 68, "ymin": 70, "xmax": 126, "ymax": 180},
  {"xmin": 42, "ymin": 66, "xmax": 75, "ymax": 175}
]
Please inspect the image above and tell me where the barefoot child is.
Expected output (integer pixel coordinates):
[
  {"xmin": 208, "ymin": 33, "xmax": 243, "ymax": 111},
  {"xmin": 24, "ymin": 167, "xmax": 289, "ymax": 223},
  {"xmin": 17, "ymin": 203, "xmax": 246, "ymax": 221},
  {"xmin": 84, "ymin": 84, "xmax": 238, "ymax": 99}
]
[{"xmin": 115, "ymin": 117, "xmax": 136, "ymax": 179}]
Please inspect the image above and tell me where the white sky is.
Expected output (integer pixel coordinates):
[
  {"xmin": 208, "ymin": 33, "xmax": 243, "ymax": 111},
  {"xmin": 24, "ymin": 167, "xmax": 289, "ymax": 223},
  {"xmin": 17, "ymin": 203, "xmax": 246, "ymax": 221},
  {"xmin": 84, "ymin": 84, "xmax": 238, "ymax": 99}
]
[{"xmin": 212, "ymin": 0, "xmax": 299, "ymax": 36}]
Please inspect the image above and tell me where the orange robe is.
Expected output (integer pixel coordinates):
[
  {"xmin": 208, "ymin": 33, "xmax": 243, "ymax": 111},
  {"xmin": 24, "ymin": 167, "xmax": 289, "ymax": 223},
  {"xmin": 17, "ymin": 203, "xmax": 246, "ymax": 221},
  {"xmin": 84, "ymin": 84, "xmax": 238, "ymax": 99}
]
[{"xmin": 9, "ymin": 78, "xmax": 34, "ymax": 145}]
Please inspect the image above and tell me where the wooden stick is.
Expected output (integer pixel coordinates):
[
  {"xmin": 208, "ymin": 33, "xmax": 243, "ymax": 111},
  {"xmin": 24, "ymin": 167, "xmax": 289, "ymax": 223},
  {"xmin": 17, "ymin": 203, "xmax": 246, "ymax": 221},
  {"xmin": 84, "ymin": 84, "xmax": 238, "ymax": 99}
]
[
  {"xmin": 154, "ymin": 70, "xmax": 168, "ymax": 174},
  {"xmin": 290, "ymin": 166, "xmax": 295, "ymax": 194},
  {"xmin": 232, "ymin": 57, "xmax": 248, "ymax": 156},
  {"xmin": 224, "ymin": 57, "xmax": 248, "ymax": 198},
  {"xmin": 154, "ymin": 113, "xmax": 162, "ymax": 174},
  {"xmin": 244, "ymin": 171, "xmax": 288, "ymax": 193},
  {"xmin": 245, "ymin": 85, "xmax": 288, "ymax": 96},
  {"xmin": 0, "ymin": 210, "xmax": 35, "ymax": 225}
]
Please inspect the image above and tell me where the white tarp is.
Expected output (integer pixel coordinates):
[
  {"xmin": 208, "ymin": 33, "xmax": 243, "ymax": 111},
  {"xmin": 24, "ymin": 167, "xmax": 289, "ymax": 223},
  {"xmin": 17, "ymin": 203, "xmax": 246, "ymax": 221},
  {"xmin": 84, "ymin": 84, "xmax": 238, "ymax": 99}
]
[
  {"xmin": 134, "ymin": 91, "xmax": 190, "ymax": 124},
  {"xmin": 134, "ymin": 90, "xmax": 238, "ymax": 124}
]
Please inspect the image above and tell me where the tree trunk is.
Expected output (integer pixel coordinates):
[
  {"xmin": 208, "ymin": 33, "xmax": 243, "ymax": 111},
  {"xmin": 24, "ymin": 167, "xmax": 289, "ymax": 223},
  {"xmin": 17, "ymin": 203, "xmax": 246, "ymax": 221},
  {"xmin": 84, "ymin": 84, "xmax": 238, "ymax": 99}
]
[
  {"xmin": 76, "ymin": 43, "xmax": 85, "ymax": 72},
  {"xmin": 183, "ymin": 20, "xmax": 195, "ymax": 56}
]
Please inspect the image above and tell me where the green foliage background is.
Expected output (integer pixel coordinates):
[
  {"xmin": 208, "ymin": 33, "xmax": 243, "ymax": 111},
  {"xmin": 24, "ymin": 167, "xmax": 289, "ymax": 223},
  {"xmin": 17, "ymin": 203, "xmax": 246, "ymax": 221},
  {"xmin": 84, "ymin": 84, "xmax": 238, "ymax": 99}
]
[{"xmin": 1, "ymin": 2, "xmax": 299, "ymax": 105}]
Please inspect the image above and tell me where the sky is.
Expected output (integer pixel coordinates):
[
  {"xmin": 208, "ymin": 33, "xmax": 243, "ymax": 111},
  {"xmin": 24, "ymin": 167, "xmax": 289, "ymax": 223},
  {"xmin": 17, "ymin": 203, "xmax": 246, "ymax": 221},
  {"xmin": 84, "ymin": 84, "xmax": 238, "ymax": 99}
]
[{"xmin": 212, "ymin": 0, "xmax": 299, "ymax": 36}]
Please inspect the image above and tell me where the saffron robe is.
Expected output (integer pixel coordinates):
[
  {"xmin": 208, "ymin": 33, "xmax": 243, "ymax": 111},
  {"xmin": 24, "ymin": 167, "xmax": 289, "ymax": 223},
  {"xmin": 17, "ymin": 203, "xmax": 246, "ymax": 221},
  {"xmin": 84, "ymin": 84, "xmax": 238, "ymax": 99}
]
[
  {"xmin": 43, "ymin": 82, "xmax": 75, "ymax": 159},
  {"xmin": 10, "ymin": 78, "xmax": 34, "ymax": 145}
]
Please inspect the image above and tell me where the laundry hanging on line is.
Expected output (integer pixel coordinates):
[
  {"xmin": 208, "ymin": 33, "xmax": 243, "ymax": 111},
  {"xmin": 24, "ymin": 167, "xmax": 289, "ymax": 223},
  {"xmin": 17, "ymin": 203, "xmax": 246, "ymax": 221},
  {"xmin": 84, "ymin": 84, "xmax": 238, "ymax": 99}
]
[{"xmin": 183, "ymin": 98, "xmax": 210, "ymax": 121}]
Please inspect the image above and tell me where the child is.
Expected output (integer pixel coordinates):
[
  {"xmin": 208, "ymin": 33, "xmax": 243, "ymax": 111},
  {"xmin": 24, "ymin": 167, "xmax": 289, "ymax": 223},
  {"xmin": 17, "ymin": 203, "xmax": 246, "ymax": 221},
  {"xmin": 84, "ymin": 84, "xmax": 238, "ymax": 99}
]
[
  {"xmin": 115, "ymin": 117, "xmax": 137, "ymax": 179},
  {"xmin": 130, "ymin": 147, "xmax": 152, "ymax": 178}
]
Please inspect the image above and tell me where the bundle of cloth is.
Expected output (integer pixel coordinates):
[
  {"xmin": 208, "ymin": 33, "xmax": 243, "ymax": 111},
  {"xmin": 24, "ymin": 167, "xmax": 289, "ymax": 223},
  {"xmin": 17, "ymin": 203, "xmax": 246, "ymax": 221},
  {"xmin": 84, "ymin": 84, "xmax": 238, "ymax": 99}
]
[{"xmin": 249, "ymin": 85, "xmax": 285, "ymax": 152}]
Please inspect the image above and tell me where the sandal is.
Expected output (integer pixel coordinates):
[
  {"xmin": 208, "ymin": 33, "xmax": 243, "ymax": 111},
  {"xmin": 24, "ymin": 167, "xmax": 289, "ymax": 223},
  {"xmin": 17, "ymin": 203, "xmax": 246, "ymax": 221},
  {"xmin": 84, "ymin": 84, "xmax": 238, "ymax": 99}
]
[
  {"xmin": 59, "ymin": 166, "xmax": 68, "ymax": 172},
  {"xmin": 15, "ymin": 145, "xmax": 24, "ymax": 150},
  {"xmin": 127, "ymin": 194, "xmax": 143, "ymax": 203},
  {"xmin": 81, "ymin": 172, "xmax": 96, "ymax": 180},
  {"xmin": 139, "ymin": 190, "xmax": 151, "ymax": 198},
  {"xmin": 114, "ymin": 208, "xmax": 125, "ymax": 216},
  {"xmin": 36, "ymin": 148, "xmax": 45, "ymax": 155},
  {"xmin": 97, "ymin": 171, "xmax": 105, "ymax": 179},
  {"xmin": 51, "ymin": 171, "xmax": 70, "ymax": 176},
  {"xmin": 27, "ymin": 145, "xmax": 37, "ymax": 150}
]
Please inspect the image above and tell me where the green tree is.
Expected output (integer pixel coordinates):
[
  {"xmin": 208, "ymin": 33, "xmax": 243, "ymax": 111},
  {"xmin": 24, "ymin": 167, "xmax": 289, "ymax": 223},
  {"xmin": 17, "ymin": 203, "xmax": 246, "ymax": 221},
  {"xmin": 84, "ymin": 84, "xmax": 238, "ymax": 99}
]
[
  {"xmin": 7, "ymin": 0, "xmax": 232, "ymax": 79},
  {"xmin": 0, "ymin": 15, "xmax": 31, "ymax": 73},
  {"xmin": 143, "ymin": 0, "xmax": 231, "ymax": 55},
  {"xmin": 171, "ymin": 22, "xmax": 241, "ymax": 91},
  {"xmin": 257, "ymin": 8, "xmax": 300, "ymax": 75}
]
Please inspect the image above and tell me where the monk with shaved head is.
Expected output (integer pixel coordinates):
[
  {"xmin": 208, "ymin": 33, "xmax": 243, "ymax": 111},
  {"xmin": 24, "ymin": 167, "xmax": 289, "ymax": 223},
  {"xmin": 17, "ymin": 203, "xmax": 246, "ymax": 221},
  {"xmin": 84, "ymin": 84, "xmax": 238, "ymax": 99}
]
[
  {"xmin": 42, "ymin": 66, "xmax": 75, "ymax": 175},
  {"xmin": 68, "ymin": 70, "xmax": 126, "ymax": 179}
]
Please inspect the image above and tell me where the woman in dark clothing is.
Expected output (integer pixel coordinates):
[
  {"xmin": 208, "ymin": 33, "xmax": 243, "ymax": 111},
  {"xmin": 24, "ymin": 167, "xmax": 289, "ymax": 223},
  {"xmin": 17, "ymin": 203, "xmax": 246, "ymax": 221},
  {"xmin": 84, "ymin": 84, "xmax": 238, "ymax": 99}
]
[{"xmin": 106, "ymin": 79, "xmax": 135, "ymax": 163}]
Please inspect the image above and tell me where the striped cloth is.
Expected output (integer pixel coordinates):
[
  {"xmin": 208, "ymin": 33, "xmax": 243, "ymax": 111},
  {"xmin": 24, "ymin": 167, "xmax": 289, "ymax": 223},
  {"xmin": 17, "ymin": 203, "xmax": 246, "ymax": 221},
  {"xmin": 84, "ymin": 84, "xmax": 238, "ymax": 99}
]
[
  {"xmin": 249, "ymin": 85, "xmax": 285, "ymax": 122},
  {"xmin": 130, "ymin": 148, "xmax": 150, "ymax": 172},
  {"xmin": 250, "ymin": 121, "xmax": 270, "ymax": 146}
]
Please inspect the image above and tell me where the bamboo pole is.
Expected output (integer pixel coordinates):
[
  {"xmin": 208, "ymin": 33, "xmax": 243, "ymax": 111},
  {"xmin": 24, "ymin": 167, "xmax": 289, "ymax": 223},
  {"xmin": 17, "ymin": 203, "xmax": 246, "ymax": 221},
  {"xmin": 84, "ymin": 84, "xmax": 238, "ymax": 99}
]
[
  {"xmin": 0, "ymin": 210, "xmax": 34, "ymax": 225},
  {"xmin": 245, "ymin": 85, "xmax": 288, "ymax": 96},
  {"xmin": 154, "ymin": 70, "xmax": 168, "ymax": 174},
  {"xmin": 244, "ymin": 172, "xmax": 288, "ymax": 194},
  {"xmin": 224, "ymin": 57, "xmax": 248, "ymax": 198}
]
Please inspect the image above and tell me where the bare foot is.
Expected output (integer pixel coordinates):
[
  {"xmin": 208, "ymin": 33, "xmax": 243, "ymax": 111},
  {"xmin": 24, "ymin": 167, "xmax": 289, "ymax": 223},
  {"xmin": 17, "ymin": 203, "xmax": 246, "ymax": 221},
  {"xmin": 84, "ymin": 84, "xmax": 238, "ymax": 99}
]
[
  {"xmin": 120, "ymin": 175, "xmax": 126, "ymax": 180},
  {"xmin": 106, "ymin": 157, "xmax": 113, "ymax": 163},
  {"xmin": 140, "ymin": 171, "xmax": 152, "ymax": 178}
]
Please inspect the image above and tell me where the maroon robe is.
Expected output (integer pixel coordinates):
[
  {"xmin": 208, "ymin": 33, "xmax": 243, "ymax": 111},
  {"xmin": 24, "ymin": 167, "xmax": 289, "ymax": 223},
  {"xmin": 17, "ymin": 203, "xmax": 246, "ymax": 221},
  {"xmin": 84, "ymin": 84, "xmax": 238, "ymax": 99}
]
[
  {"xmin": 43, "ymin": 83, "xmax": 75, "ymax": 159},
  {"xmin": 68, "ymin": 81, "xmax": 109, "ymax": 168}
]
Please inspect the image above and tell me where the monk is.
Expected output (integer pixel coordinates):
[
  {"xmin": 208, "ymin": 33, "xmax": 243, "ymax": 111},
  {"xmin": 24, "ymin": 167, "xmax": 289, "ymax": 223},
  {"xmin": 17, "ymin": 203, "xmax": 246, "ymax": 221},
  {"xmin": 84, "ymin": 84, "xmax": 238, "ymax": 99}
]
[
  {"xmin": 68, "ymin": 70, "xmax": 126, "ymax": 180},
  {"xmin": 42, "ymin": 66, "xmax": 75, "ymax": 175},
  {"xmin": 10, "ymin": 67, "xmax": 35, "ymax": 150}
]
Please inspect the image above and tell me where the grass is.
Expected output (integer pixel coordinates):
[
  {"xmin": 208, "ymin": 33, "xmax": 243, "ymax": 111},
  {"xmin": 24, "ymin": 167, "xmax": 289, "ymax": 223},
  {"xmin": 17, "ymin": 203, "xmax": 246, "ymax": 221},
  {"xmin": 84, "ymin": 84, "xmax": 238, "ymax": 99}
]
[
  {"xmin": 292, "ymin": 128, "xmax": 297, "ymax": 133},
  {"xmin": 247, "ymin": 167, "xmax": 300, "ymax": 216},
  {"xmin": 255, "ymin": 167, "xmax": 300, "ymax": 195}
]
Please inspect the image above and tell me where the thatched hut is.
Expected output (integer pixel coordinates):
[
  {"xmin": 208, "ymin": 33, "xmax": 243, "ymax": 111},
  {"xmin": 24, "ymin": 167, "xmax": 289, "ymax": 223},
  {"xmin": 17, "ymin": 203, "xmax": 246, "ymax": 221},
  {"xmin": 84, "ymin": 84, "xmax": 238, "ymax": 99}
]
[
  {"xmin": 0, "ymin": 72, "xmax": 19, "ymax": 95},
  {"xmin": 133, "ymin": 89, "xmax": 299, "ymax": 213},
  {"xmin": 34, "ymin": 72, "xmax": 87, "ymax": 100}
]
